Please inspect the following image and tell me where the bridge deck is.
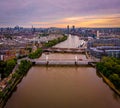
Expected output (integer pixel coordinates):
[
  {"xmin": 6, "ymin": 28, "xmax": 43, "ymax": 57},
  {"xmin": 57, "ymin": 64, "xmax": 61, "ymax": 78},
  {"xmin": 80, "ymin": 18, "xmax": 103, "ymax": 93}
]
[
  {"xmin": 32, "ymin": 59, "xmax": 98, "ymax": 66},
  {"xmin": 43, "ymin": 47, "xmax": 86, "ymax": 53}
]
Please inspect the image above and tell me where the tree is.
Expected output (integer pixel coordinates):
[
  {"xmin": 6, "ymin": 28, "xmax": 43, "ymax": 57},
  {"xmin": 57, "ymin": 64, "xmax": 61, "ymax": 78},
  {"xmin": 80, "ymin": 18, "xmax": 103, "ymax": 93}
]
[
  {"xmin": 28, "ymin": 48, "xmax": 42, "ymax": 59},
  {"xmin": 109, "ymin": 74, "xmax": 120, "ymax": 89},
  {"xmin": 0, "ymin": 61, "xmax": 6, "ymax": 78},
  {"xmin": 96, "ymin": 57, "xmax": 120, "ymax": 90},
  {"xmin": 4, "ymin": 59, "xmax": 17, "ymax": 77}
]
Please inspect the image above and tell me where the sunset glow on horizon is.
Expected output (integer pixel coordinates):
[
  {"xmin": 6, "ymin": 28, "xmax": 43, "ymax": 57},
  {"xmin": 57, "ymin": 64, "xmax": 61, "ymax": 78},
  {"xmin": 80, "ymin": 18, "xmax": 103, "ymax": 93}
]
[{"xmin": 31, "ymin": 14, "xmax": 120, "ymax": 28}]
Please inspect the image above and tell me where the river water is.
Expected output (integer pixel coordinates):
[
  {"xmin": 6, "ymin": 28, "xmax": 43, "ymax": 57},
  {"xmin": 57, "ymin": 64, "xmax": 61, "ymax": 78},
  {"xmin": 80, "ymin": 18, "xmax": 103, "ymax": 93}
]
[
  {"xmin": 54, "ymin": 35, "xmax": 84, "ymax": 48},
  {"xmin": 5, "ymin": 35, "xmax": 120, "ymax": 108}
]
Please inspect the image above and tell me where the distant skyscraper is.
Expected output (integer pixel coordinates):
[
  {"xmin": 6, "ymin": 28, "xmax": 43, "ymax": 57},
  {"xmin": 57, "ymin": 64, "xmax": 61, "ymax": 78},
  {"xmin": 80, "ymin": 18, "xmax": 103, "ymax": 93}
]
[
  {"xmin": 0, "ymin": 28, "xmax": 3, "ymax": 35},
  {"xmin": 72, "ymin": 25, "xmax": 75, "ymax": 30},
  {"xmin": 14, "ymin": 25, "xmax": 20, "ymax": 31},
  {"xmin": 97, "ymin": 30, "xmax": 99, "ymax": 39},
  {"xmin": 31, "ymin": 25, "xmax": 35, "ymax": 34},
  {"xmin": 67, "ymin": 25, "xmax": 69, "ymax": 34},
  {"xmin": 71, "ymin": 25, "xmax": 75, "ymax": 34}
]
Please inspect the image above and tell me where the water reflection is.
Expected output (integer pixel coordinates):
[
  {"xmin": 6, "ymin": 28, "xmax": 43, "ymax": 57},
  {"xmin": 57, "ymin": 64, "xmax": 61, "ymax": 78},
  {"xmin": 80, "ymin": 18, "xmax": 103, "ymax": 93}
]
[
  {"xmin": 96, "ymin": 71, "xmax": 102, "ymax": 78},
  {"xmin": 113, "ymin": 92, "xmax": 120, "ymax": 102},
  {"xmin": 5, "ymin": 66, "xmax": 120, "ymax": 108}
]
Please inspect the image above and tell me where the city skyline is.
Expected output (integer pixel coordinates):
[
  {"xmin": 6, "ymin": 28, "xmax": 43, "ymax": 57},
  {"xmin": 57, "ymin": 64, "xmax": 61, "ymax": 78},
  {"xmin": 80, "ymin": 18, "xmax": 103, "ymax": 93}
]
[{"xmin": 0, "ymin": 0, "xmax": 120, "ymax": 28}]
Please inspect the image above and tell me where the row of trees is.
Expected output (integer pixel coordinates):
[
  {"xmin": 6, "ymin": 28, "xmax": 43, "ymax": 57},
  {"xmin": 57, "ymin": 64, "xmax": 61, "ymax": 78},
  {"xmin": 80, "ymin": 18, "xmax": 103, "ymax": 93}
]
[
  {"xmin": 0, "ymin": 59, "xmax": 17, "ymax": 79},
  {"xmin": 43, "ymin": 35, "xmax": 67, "ymax": 48},
  {"xmin": 28, "ymin": 48, "xmax": 43, "ymax": 59},
  {"xmin": 0, "ymin": 60, "xmax": 32, "ymax": 98},
  {"xmin": 29, "ymin": 35, "xmax": 67, "ymax": 59},
  {"xmin": 12, "ymin": 60, "xmax": 32, "ymax": 79},
  {"xmin": 96, "ymin": 57, "xmax": 120, "ymax": 90},
  {"xmin": 39, "ymin": 33, "xmax": 49, "ymax": 37}
]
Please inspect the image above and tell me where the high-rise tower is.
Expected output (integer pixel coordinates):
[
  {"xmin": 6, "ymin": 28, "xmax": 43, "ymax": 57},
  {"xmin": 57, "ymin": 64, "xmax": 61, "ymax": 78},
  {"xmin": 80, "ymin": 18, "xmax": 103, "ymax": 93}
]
[
  {"xmin": 67, "ymin": 25, "xmax": 69, "ymax": 34},
  {"xmin": 71, "ymin": 25, "xmax": 75, "ymax": 34},
  {"xmin": 31, "ymin": 25, "xmax": 35, "ymax": 34},
  {"xmin": 97, "ymin": 30, "xmax": 99, "ymax": 39}
]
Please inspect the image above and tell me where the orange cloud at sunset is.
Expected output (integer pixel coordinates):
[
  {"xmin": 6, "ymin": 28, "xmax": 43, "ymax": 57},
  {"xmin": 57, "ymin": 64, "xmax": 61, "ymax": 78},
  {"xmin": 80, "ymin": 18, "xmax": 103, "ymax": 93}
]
[{"xmin": 31, "ymin": 14, "xmax": 120, "ymax": 28}]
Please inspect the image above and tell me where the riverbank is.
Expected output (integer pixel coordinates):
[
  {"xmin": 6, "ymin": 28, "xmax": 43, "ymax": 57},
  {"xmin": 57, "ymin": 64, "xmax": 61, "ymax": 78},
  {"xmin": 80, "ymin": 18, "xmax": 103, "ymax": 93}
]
[
  {"xmin": 28, "ymin": 34, "xmax": 68, "ymax": 59},
  {"xmin": 96, "ymin": 57, "xmax": 120, "ymax": 95},
  {"xmin": 0, "ymin": 60, "xmax": 32, "ymax": 108},
  {"xmin": 99, "ymin": 72, "xmax": 120, "ymax": 96},
  {"xmin": 87, "ymin": 56, "xmax": 120, "ymax": 95},
  {"xmin": 43, "ymin": 35, "xmax": 67, "ymax": 48},
  {"xmin": 0, "ymin": 75, "xmax": 24, "ymax": 108}
]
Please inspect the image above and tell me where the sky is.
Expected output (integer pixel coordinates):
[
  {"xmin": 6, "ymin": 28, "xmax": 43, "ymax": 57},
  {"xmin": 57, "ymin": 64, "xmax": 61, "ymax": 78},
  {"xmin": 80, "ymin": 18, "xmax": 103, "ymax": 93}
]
[{"xmin": 0, "ymin": 0, "xmax": 120, "ymax": 28}]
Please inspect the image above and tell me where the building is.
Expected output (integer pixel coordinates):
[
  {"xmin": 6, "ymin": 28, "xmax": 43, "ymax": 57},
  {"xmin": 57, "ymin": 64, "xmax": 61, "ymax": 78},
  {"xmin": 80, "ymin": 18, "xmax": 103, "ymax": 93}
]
[
  {"xmin": 96, "ymin": 31, "xmax": 99, "ymax": 39},
  {"xmin": 67, "ymin": 25, "xmax": 69, "ymax": 34},
  {"xmin": 87, "ymin": 38, "xmax": 120, "ymax": 48},
  {"xmin": 71, "ymin": 25, "xmax": 76, "ymax": 34},
  {"xmin": 89, "ymin": 46, "xmax": 120, "ymax": 58},
  {"xmin": 0, "ymin": 50, "xmax": 16, "ymax": 61},
  {"xmin": 87, "ymin": 38, "xmax": 120, "ymax": 58}
]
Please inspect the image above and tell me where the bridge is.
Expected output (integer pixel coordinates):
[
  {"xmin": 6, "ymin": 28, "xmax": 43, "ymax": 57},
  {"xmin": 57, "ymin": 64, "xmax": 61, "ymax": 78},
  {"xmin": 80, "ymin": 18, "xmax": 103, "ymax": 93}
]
[
  {"xmin": 43, "ymin": 47, "xmax": 86, "ymax": 53},
  {"xmin": 31, "ymin": 58, "xmax": 99, "ymax": 66}
]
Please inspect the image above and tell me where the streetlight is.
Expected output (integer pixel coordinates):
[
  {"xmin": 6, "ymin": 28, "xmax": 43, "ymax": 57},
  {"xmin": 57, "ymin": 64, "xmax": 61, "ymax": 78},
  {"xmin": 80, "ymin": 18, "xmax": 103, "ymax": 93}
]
[
  {"xmin": 75, "ymin": 55, "xmax": 78, "ymax": 65},
  {"xmin": 46, "ymin": 55, "xmax": 49, "ymax": 65}
]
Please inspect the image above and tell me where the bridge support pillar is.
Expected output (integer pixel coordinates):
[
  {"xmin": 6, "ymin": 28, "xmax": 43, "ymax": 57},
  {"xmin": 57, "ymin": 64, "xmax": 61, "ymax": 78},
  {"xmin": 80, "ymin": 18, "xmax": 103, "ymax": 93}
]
[
  {"xmin": 46, "ymin": 61, "xmax": 49, "ymax": 65},
  {"xmin": 75, "ymin": 55, "xmax": 78, "ymax": 65}
]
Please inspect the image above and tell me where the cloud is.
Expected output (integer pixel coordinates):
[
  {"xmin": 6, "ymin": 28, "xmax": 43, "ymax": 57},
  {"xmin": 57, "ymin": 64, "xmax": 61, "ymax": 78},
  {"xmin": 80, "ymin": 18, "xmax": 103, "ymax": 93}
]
[
  {"xmin": 0, "ymin": 0, "xmax": 120, "ymax": 27},
  {"xmin": 31, "ymin": 14, "xmax": 120, "ymax": 27}
]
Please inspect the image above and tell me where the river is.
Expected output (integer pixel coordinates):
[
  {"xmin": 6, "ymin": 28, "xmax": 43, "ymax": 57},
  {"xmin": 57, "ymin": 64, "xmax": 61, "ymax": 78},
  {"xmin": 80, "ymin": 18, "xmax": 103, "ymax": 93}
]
[
  {"xmin": 5, "ymin": 35, "xmax": 120, "ymax": 108},
  {"xmin": 54, "ymin": 35, "xmax": 84, "ymax": 48}
]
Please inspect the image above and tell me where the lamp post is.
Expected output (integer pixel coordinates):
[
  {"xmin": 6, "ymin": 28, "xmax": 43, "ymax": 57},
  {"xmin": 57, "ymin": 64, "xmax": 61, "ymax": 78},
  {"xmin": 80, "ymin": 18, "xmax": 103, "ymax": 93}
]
[
  {"xmin": 46, "ymin": 55, "xmax": 49, "ymax": 65},
  {"xmin": 75, "ymin": 55, "xmax": 78, "ymax": 65}
]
